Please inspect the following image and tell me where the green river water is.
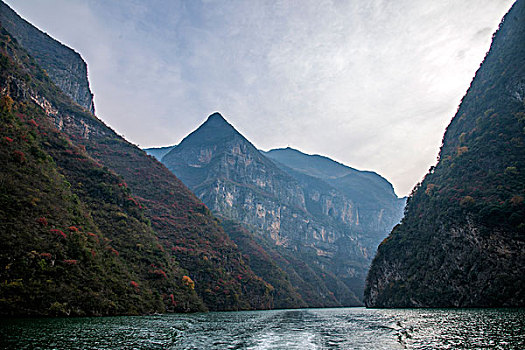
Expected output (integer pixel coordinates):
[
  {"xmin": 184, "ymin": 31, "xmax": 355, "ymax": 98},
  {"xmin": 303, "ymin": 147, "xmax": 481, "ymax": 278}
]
[{"xmin": 1, "ymin": 307, "xmax": 523, "ymax": 349}]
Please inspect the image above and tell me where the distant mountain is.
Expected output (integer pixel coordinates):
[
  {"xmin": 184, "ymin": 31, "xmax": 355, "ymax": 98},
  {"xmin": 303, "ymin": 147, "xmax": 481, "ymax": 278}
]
[
  {"xmin": 264, "ymin": 147, "xmax": 406, "ymax": 251},
  {"xmin": 145, "ymin": 145, "xmax": 176, "ymax": 161},
  {"xmin": 365, "ymin": 0, "xmax": 525, "ymax": 308},
  {"xmin": 159, "ymin": 112, "xmax": 404, "ymax": 305},
  {"xmin": 0, "ymin": 1, "xmax": 278, "ymax": 314}
]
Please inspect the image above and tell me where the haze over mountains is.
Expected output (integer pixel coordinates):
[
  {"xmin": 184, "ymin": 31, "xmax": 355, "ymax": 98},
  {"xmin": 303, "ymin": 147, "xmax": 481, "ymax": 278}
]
[
  {"xmin": 1, "ymin": 0, "xmax": 522, "ymax": 317},
  {"xmin": 146, "ymin": 113, "xmax": 405, "ymax": 305},
  {"xmin": 0, "ymin": 1, "xmax": 281, "ymax": 315},
  {"xmin": 0, "ymin": 0, "xmax": 402, "ymax": 314},
  {"xmin": 264, "ymin": 147, "xmax": 405, "ymax": 252}
]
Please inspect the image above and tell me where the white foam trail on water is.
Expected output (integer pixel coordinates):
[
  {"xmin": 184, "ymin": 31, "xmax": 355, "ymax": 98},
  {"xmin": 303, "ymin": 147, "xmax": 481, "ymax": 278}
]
[{"xmin": 249, "ymin": 330, "xmax": 318, "ymax": 350}]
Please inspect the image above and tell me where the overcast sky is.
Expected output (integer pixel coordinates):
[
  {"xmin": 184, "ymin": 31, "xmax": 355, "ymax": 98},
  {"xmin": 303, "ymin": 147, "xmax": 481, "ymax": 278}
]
[{"xmin": 5, "ymin": 0, "xmax": 515, "ymax": 196}]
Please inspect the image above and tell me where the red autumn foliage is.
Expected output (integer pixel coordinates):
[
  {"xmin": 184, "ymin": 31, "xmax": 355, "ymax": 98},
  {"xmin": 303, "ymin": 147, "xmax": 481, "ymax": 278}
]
[
  {"xmin": 182, "ymin": 275, "xmax": 195, "ymax": 289},
  {"xmin": 111, "ymin": 248, "xmax": 119, "ymax": 256},
  {"xmin": 36, "ymin": 217, "xmax": 48, "ymax": 226},
  {"xmin": 28, "ymin": 119, "xmax": 39, "ymax": 128},
  {"xmin": 12, "ymin": 150, "xmax": 25, "ymax": 163},
  {"xmin": 50, "ymin": 228, "xmax": 66, "ymax": 238},
  {"xmin": 130, "ymin": 280, "xmax": 140, "ymax": 291},
  {"xmin": 127, "ymin": 196, "xmax": 139, "ymax": 206},
  {"xmin": 63, "ymin": 259, "xmax": 78, "ymax": 265},
  {"xmin": 40, "ymin": 252, "xmax": 52, "ymax": 259},
  {"xmin": 91, "ymin": 249, "xmax": 96, "ymax": 258},
  {"xmin": 68, "ymin": 226, "xmax": 79, "ymax": 232},
  {"xmin": 153, "ymin": 269, "xmax": 167, "ymax": 279},
  {"xmin": 118, "ymin": 182, "xmax": 128, "ymax": 188},
  {"xmin": 3, "ymin": 136, "xmax": 13, "ymax": 143},
  {"xmin": 87, "ymin": 232, "xmax": 99, "ymax": 242},
  {"xmin": 169, "ymin": 293, "xmax": 176, "ymax": 305}
]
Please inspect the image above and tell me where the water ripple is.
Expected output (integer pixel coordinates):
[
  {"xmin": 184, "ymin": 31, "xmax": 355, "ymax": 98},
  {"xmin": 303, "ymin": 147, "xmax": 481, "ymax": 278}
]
[{"xmin": 1, "ymin": 308, "xmax": 524, "ymax": 349}]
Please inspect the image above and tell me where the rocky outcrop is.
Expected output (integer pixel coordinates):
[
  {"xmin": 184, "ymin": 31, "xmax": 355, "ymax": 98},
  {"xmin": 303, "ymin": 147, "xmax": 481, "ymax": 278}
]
[
  {"xmin": 0, "ymin": 27, "xmax": 208, "ymax": 315},
  {"xmin": 0, "ymin": 8, "xmax": 279, "ymax": 312},
  {"xmin": 0, "ymin": 0, "xmax": 95, "ymax": 113},
  {"xmin": 365, "ymin": 0, "xmax": 525, "ymax": 308},
  {"xmin": 159, "ymin": 113, "xmax": 404, "ymax": 305},
  {"xmin": 264, "ymin": 148, "xmax": 406, "ymax": 253},
  {"xmin": 162, "ymin": 113, "xmax": 308, "ymax": 247}
]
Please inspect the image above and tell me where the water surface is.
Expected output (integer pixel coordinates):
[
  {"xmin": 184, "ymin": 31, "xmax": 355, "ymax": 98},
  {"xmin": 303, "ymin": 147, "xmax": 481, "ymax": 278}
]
[{"xmin": 1, "ymin": 307, "xmax": 523, "ymax": 349}]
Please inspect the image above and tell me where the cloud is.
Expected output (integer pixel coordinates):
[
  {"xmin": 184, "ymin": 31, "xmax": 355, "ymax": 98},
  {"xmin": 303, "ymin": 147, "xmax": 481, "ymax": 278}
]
[{"xmin": 4, "ymin": 0, "xmax": 515, "ymax": 196}]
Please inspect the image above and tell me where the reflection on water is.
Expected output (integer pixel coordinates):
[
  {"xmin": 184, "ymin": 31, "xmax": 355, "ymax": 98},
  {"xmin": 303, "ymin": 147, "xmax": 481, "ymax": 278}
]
[{"xmin": 1, "ymin": 308, "xmax": 524, "ymax": 349}]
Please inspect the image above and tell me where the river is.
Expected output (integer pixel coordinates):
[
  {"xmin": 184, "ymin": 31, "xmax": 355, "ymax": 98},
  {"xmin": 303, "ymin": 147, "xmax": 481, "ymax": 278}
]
[{"xmin": 1, "ymin": 307, "xmax": 524, "ymax": 349}]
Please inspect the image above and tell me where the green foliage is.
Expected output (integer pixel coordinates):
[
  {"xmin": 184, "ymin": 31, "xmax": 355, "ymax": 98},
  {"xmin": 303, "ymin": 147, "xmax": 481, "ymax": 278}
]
[
  {"xmin": 0, "ymin": 24, "xmax": 277, "ymax": 314},
  {"xmin": 220, "ymin": 219, "xmax": 307, "ymax": 309},
  {"xmin": 0, "ymin": 29, "xmax": 205, "ymax": 316},
  {"xmin": 365, "ymin": 0, "xmax": 525, "ymax": 308}
]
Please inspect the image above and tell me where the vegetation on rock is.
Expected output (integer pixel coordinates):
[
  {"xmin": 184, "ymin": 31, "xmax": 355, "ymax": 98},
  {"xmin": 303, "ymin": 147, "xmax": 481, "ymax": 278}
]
[
  {"xmin": 0, "ymin": 33, "xmax": 204, "ymax": 315},
  {"xmin": 365, "ymin": 0, "xmax": 525, "ymax": 308},
  {"xmin": 0, "ymin": 9, "xmax": 278, "ymax": 315},
  {"xmin": 157, "ymin": 112, "xmax": 403, "ymax": 306}
]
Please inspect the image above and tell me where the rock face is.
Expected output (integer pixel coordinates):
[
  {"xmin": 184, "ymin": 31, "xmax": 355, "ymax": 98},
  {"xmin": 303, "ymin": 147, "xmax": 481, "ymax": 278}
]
[
  {"xmin": 0, "ymin": 0, "xmax": 95, "ymax": 113},
  {"xmin": 0, "ymin": 28, "xmax": 205, "ymax": 316},
  {"xmin": 365, "ymin": 0, "xmax": 525, "ymax": 308},
  {"xmin": 264, "ymin": 147, "xmax": 406, "ymax": 253},
  {"xmin": 0, "ymin": 3, "xmax": 278, "ymax": 314},
  {"xmin": 159, "ymin": 113, "xmax": 404, "ymax": 305},
  {"xmin": 163, "ymin": 114, "xmax": 308, "ymax": 246}
]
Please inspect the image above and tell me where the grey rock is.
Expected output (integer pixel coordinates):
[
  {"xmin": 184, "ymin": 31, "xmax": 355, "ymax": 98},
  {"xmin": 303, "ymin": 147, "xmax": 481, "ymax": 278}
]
[{"xmin": 0, "ymin": 1, "xmax": 95, "ymax": 114}]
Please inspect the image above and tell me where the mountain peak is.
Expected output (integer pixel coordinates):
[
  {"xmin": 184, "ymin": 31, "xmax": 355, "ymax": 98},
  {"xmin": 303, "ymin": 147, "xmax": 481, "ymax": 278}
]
[
  {"xmin": 172, "ymin": 112, "xmax": 244, "ymax": 152},
  {"xmin": 204, "ymin": 112, "xmax": 230, "ymax": 127},
  {"xmin": 207, "ymin": 112, "xmax": 226, "ymax": 121},
  {"xmin": 194, "ymin": 111, "xmax": 238, "ymax": 135}
]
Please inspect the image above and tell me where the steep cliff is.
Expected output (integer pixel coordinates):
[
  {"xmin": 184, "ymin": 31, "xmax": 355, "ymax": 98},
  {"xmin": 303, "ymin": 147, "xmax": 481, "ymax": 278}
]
[
  {"xmin": 0, "ymin": 0, "xmax": 95, "ymax": 113},
  {"xmin": 162, "ymin": 114, "xmax": 308, "ymax": 246},
  {"xmin": 219, "ymin": 219, "xmax": 307, "ymax": 309},
  {"xmin": 159, "ymin": 113, "xmax": 403, "ymax": 305},
  {"xmin": 0, "ymin": 28, "xmax": 204, "ymax": 316},
  {"xmin": 365, "ymin": 0, "xmax": 525, "ymax": 308},
  {"xmin": 0, "ymin": 5, "xmax": 277, "ymax": 313},
  {"xmin": 264, "ymin": 147, "xmax": 405, "ymax": 252}
]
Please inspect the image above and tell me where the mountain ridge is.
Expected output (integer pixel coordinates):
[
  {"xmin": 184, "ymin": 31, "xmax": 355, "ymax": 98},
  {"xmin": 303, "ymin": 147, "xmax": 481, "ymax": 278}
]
[
  {"xmin": 0, "ymin": 1, "xmax": 95, "ymax": 114},
  {"xmin": 364, "ymin": 0, "xmax": 525, "ymax": 308},
  {"xmin": 157, "ymin": 111, "xmax": 405, "ymax": 306},
  {"xmin": 0, "ymin": 2, "xmax": 286, "ymax": 314},
  {"xmin": 0, "ymin": 27, "xmax": 207, "ymax": 315}
]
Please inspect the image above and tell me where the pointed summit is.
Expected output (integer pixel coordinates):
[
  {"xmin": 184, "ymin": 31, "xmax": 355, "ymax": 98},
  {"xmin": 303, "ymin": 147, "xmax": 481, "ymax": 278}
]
[
  {"xmin": 162, "ymin": 112, "xmax": 262, "ymax": 188},
  {"xmin": 206, "ymin": 112, "xmax": 228, "ymax": 123},
  {"xmin": 202, "ymin": 112, "xmax": 234, "ymax": 130},
  {"xmin": 184, "ymin": 112, "xmax": 239, "ymax": 144}
]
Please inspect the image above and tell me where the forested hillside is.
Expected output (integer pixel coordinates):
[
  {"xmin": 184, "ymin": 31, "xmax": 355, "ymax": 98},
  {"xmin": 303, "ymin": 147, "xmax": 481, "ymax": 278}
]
[
  {"xmin": 0, "ymin": 5, "xmax": 282, "ymax": 314},
  {"xmin": 365, "ymin": 0, "xmax": 525, "ymax": 308}
]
